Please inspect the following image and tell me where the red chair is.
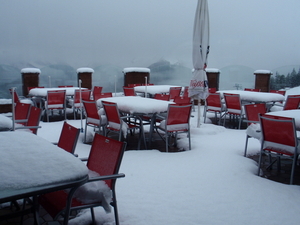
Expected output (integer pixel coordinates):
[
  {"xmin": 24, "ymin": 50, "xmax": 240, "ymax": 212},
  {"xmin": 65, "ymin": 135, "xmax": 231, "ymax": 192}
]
[
  {"xmin": 243, "ymin": 103, "xmax": 267, "ymax": 156},
  {"xmin": 123, "ymin": 86, "xmax": 136, "ymax": 96},
  {"xmin": 38, "ymin": 134, "xmax": 126, "ymax": 225},
  {"xmin": 102, "ymin": 101, "xmax": 146, "ymax": 150},
  {"xmin": 173, "ymin": 96, "xmax": 191, "ymax": 105},
  {"xmin": 69, "ymin": 89, "xmax": 91, "ymax": 119},
  {"xmin": 169, "ymin": 87, "xmax": 182, "ymax": 101},
  {"xmin": 244, "ymin": 88, "xmax": 261, "ymax": 92},
  {"xmin": 203, "ymin": 93, "xmax": 225, "ymax": 124},
  {"xmin": 14, "ymin": 102, "xmax": 32, "ymax": 125},
  {"xmin": 58, "ymin": 85, "xmax": 73, "ymax": 88},
  {"xmin": 154, "ymin": 94, "xmax": 170, "ymax": 101},
  {"xmin": 82, "ymin": 100, "xmax": 107, "ymax": 143},
  {"xmin": 15, "ymin": 106, "xmax": 42, "ymax": 134},
  {"xmin": 257, "ymin": 114, "xmax": 299, "ymax": 184},
  {"xmin": 9, "ymin": 88, "xmax": 31, "ymax": 104},
  {"xmin": 223, "ymin": 93, "xmax": 244, "ymax": 129},
  {"xmin": 283, "ymin": 95, "xmax": 300, "ymax": 110},
  {"xmin": 57, "ymin": 122, "xmax": 80, "ymax": 154},
  {"xmin": 154, "ymin": 104, "xmax": 192, "ymax": 152},
  {"xmin": 92, "ymin": 86, "xmax": 103, "ymax": 100},
  {"xmin": 44, "ymin": 90, "xmax": 66, "ymax": 122},
  {"xmin": 270, "ymin": 90, "xmax": 286, "ymax": 96}
]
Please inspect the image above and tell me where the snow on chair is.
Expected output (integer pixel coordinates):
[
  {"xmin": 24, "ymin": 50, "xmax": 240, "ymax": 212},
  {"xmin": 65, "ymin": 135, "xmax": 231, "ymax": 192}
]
[
  {"xmin": 154, "ymin": 104, "xmax": 192, "ymax": 152},
  {"xmin": 44, "ymin": 90, "xmax": 66, "ymax": 122},
  {"xmin": 257, "ymin": 114, "xmax": 299, "ymax": 184},
  {"xmin": 38, "ymin": 133, "xmax": 127, "ymax": 225},
  {"xmin": 243, "ymin": 103, "xmax": 267, "ymax": 157}
]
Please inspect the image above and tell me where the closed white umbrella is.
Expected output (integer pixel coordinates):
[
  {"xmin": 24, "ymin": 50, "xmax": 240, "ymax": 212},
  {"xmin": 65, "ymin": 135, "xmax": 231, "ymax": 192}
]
[{"xmin": 189, "ymin": 0, "xmax": 210, "ymax": 127}]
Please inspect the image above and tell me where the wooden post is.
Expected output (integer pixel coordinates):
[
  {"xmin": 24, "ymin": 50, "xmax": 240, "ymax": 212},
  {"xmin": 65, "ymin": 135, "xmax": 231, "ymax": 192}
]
[
  {"xmin": 254, "ymin": 70, "xmax": 273, "ymax": 92},
  {"xmin": 77, "ymin": 68, "xmax": 94, "ymax": 90}
]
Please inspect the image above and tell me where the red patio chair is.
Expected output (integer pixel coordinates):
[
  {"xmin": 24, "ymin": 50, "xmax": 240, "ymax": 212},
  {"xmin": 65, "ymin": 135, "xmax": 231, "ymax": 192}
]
[
  {"xmin": 9, "ymin": 88, "xmax": 31, "ymax": 104},
  {"xmin": 92, "ymin": 86, "xmax": 103, "ymax": 100},
  {"xmin": 14, "ymin": 102, "xmax": 32, "ymax": 125},
  {"xmin": 283, "ymin": 94, "xmax": 300, "ymax": 110},
  {"xmin": 82, "ymin": 100, "xmax": 107, "ymax": 143},
  {"xmin": 154, "ymin": 94, "xmax": 170, "ymax": 101},
  {"xmin": 15, "ymin": 106, "xmax": 42, "ymax": 134},
  {"xmin": 154, "ymin": 104, "xmax": 192, "ymax": 152},
  {"xmin": 257, "ymin": 114, "xmax": 299, "ymax": 184},
  {"xmin": 269, "ymin": 90, "xmax": 286, "ymax": 96},
  {"xmin": 243, "ymin": 103, "xmax": 267, "ymax": 157},
  {"xmin": 203, "ymin": 93, "xmax": 225, "ymax": 124},
  {"xmin": 123, "ymin": 86, "xmax": 136, "ymax": 96},
  {"xmin": 223, "ymin": 93, "xmax": 244, "ymax": 129},
  {"xmin": 244, "ymin": 88, "xmax": 261, "ymax": 92},
  {"xmin": 102, "ymin": 101, "xmax": 146, "ymax": 150},
  {"xmin": 38, "ymin": 134, "xmax": 126, "ymax": 225},
  {"xmin": 56, "ymin": 121, "xmax": 80, "ymax": 154},
  {"xmin": 44, "ymin": 90, "xmax": 66, "ymax": 122},
  {"xmin": 174, "ymin": 96, "xmax": 191, "ymax": 105},
  {"xmin": 69, "ymin": 89, "xmax": 91, "ymax": 119},
  {"xmin": 169, "ymin": 87, "xmax": 182, "ymax": 101}
]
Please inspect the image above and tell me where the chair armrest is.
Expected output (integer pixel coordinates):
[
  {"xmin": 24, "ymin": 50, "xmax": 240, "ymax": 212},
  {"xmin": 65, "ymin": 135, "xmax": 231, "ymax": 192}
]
[
  {"xmin": 87, "ymin": 173, "xmax": 125, "ymax": 182},
  {"xmin": 14, "ymin": 126, "xmax": 41, "ymax": 130},
  {"xmin": 80, "ymin": 157, "xmax": 89, "ymax": 162}
]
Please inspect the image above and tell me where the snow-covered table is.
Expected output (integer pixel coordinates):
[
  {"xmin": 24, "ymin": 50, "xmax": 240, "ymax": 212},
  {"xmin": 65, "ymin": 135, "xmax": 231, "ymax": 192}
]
[
  {"xmin": 28, "ymin": 87, "xmax": 87, "ymax": 97},
  {"xmin": 0, "ymin": 131, "xmax": 88, "ymax": 222},
  {"xmin": 217, "ymin": 90, "xmax": 285, "ymax": 104},
  {"xmin": 266, "ymin": 109, "xmax": 300, "ymax": 130},
  {"xmin": 134, "ymin": 85, "xmax": 182, "ymax": 97}
]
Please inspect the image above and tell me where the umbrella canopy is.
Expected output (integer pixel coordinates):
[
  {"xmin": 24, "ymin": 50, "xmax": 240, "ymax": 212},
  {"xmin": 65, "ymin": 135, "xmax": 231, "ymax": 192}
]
[{"xmin": 189, "ymin": 0, "xmax": 210, "ymax": 100}]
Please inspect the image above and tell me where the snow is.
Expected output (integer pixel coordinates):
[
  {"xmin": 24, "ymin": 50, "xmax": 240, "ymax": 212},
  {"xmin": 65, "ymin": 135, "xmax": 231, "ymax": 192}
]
[
  {"xmin": 29, "ymin": 87, "xmax": 87, "ymax": 97},
  {"xmin": 20, "ymin": 68, "xmax": 41, "ymax": 74},
  {"xmin": 122, "ymin": 67, "xmax": 150, "ymax": 73},
  {"xmin": 134, "ymin": 85, "xmax": 182, "ymax": 95},
  {"xmin": 205, "ymin": 68, "xmax": 220, "ymax": 73},
  {"xmin": 254, "ymin": 69, "xmax": 273, "ymax": 74},
  {"xmin": 76, "ymin": 68, "xmax": 94, "ymax": 73},
  {"xmin": 1, "ymin": 86, "xmax": 300, "ymax": 224}
]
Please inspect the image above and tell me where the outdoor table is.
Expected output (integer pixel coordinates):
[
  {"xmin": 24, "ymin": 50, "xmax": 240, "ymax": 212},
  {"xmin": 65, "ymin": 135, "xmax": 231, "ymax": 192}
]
[
  {"xmin": 29, "ymin": 87, "xmax": 87, "ymax": 97},
  {"xmin": 134, "ymin": 85, "xmax": 182, "ymax": 97},
  {"xmin": 266, "ymin": 109, "xmax": 300, "ymax": 131},
  {"xmin": 217, "ymin": 90, "xmax": 285, "ymax": 104},
  {"xmin": 97, "ymin": 96, "xmax": 175, "ymax": 148},
  {"xmin": 0, "ymin": 131, "xmax": 88, "ymax": 224}
]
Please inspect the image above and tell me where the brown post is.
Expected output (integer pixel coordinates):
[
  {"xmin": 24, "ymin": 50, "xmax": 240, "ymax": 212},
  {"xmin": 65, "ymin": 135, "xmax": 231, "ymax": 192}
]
[
  {"xmin": 21, "ymin": 68, "xmax": 41, "ymax": 96},
  {"xmin": 206, "ymin": 68, "xmax": 220, "ymax": 91},
  {"xmin": 123, "ymin": 67, "xmax": 151, "ymax": 86},
  {"xmin": 253, "ymin": 70, "xmax": 273, "ymax": 92},
  {"xmin": 77, "ymin": 68, "xmax": 94, "ymax": 90}
]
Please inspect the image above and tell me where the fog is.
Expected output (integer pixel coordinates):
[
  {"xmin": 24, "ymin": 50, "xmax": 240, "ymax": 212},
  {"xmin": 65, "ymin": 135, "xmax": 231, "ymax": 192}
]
[{"xmin": 1, "ymin": 0, "xmax": 300, "ymax": 97}]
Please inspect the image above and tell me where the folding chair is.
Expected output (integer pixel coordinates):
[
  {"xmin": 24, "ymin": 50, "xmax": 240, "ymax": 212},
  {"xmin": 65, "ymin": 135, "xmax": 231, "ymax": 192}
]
[
  {"xmin": 154, "ymin": 104, "xmax": 192, "ymax": 152},
  {"xmin": 244, "ymin": 88, "xmax": 261, "ymax": 92},
  {"xmin": 15, "ymin": 106, "xmax": 42, "ymax": 134},
  {"xmin": 56, "ymin": 122, "xmax": 80, "ymax": 154},
  {"xmin": 102, "ymin": 101, "xmax": 146, "ymax": 150},
  {"xmin": 223, "ymin": 93, "xmax": 244, "ymax": 129},
  {"xmin": 169, "ymin": 87, "xmax": 182, "ymax": 101},
  {"xmin": 38, "ymin": 134, "xmax": 126, "ymax": 225},
  {"xmin": 123, "ymin": 86, "xmax": 136, "ymax": 96},
  {"xmin": 69, "ymin": 89, "xmax": 91, "ymax": 119},
  {"xmin": 257, "ymin": 114, "xmax": 299, "ymax": 184},
  {"xmin": 283, "ymin": 95, "xmax": 300, "ymax": 110},
  {"xmin": 82, "ymin": 100, "xmax": 107, "ymax": 143},
  {"xmin": 243, "ymin": 103, "xmax": 267, "ymax": 156},
  {"xmin": 92, "ymin": 86, "xmax": 103, "ymax": 100},
  {"xmin": 44, "ymin": 90, "xmax": 66, "ymax": 122},
  {"xmin": 203, "ymin": 93, "xmax": 225, "ymax": 124}
]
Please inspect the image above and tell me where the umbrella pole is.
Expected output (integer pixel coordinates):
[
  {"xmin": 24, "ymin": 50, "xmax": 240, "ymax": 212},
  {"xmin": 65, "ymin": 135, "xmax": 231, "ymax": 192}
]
[{"xmin": 197, "ymin": 98, "xmax": 201, "ymax": 128}]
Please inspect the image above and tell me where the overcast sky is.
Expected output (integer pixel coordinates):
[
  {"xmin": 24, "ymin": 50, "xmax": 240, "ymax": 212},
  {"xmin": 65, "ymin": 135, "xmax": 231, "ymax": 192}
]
[{"xmin": 1, "ymin": 0, "xmax": 299, "ymax": 71}]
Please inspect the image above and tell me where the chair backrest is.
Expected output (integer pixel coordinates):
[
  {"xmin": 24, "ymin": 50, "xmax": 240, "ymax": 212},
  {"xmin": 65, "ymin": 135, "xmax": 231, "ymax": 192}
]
[
  {"xmin": 92, "ymin": 86, "xmax": 103, "ymax": 100},
  {"xmin": 205, "ymin": 93, "xmax": 222, "ymax": 111},
  {"xmin": 173, "ymin": 96, "xmax": 191, "ymax": 105},
  {"xmin": 223, "ymin": 93, "xmax": 242, "ymax": 114},
  {"xmin": 26, "ymin": 106, "xmax": 42, "ymax": 134},
  {"xmin": 244, "ymin": 88, "xmax": 261, "ymax": 92},
  {"xmin": 46, "ymin": 90, "xmax": 66, "ymax": 108},
  {"xmin": 154, "ymin": 94, "xmax": 170, "ymax": 101},
  {"xmin": 57, "ymin": 121, "xmax": 80, "ymax": 154},
  {"xmin": 259, "ymin": 114, "xmax": 297, "ymax": 155},
  {"xmin": 14, "ymin": 102, "xmax": 31, "ymax": 124},
  {"xmin": 123, "ymin": 86, "xmax": 136, "ymax": 96},
  {"xmin": 283, "ymin": 95, "xmax": 300, "ymax": 110},
  {"xmin": 270, "ymin": 90, "xmax": 286, "ymax": 96},
  {"xmin": 165, "ymin": 104, "xmax": 192, "ymax": 131},
  {"xmin": 9, "ymin": 88, "xmax": 20, "ymax": 103},
  {"xmin": 208, "ymin": 87, "xmax": 217, "ymax": 93},
  {"xmin": 73, "ymin": 89, "xmax": 91, "ymax": 104},
  {"xmin": 82, "ymin": 100, "xmax": 100, "ymax": 123},
  {"xmin": 102, "ymin": 101, "xmax": 122, "ymax": 128},
  {"xmin": 87, "ymin": 133, "xmax": 126, "ymax": 188},
  {"xmin": 169, "ymin": 87, "xmax": 182, "ymax": 100},
  {"xmin": 244, "ymin": 103, "xmax": 266, "ymax": 125}
]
